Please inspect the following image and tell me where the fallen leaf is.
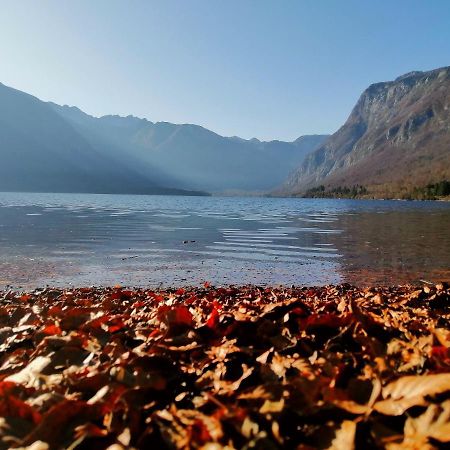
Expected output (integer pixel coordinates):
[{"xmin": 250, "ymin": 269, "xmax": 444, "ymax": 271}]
[{"xmin": 375, "ymin": 373, "xmax": 450, "ymax": 415}]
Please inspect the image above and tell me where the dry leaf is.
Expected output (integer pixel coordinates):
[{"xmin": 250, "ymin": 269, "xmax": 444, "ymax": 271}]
[
  {"xmin": 386, "ymin": 400, "xmax": 450, "ymax": 449},
  {"xmin": 328, "ymin": 420, "xmax": 356, "ymax": 450},
  {"xmin": 375, "ymin": 373, "xmax": 450, "ymax": 415}
]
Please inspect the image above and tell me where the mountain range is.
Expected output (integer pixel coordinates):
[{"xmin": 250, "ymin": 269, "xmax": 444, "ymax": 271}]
[
  {"xmin": 0, "ymin": 82, "xmax": 327, "ymax": 195},
  {"xmin": 281, "ymin": 66, "xmax": 450, "ymax": 199},
  {"xmin": 1, "ymin": 65, "xmax": 449, "ymax": 198}
]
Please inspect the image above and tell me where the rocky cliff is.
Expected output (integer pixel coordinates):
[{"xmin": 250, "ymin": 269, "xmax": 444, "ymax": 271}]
[{"xmin": 282, "ymin": 66, "xmax": 450, "ymax": 198}]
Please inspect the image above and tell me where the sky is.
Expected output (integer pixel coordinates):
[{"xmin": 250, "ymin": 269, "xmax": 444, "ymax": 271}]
[{"xmin": 0, "ymin": 1, "xmax": 449, "ymax": 141}]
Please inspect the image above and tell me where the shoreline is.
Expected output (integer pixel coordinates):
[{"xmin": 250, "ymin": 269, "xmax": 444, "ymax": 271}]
[
  {"xmin": 2, "ymin": 189, "xmax": 450, "ymax": 201},
  {"xmin": 1, "ymin": 283, "xmax": 449, "ymax": 448}
]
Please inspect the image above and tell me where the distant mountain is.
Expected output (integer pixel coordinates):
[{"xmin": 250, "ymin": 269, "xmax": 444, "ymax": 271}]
[
  {"xmin": 0, "ymin": 83, "xmax": 203, "ymax": 195},
  {"xmin": 50, "ymin": 103, "xmax": 328, "ymax": 193},
  {"xmin": 0, "ymin": 81, "xmax": 327, "ymax": 195},
  {"xmin": 281, "ymin": 66, "xmax": 450, "ymax": 198}
]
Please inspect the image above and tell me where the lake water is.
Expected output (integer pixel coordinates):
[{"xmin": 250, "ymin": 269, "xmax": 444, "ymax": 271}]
[{"xmin": 0, "ymin": 192, "xmax": 449, "ymax": 289}]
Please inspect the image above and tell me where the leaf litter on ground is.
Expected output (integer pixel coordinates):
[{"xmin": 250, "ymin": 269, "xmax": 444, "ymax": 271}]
[{"xmin": 0, "ymin": 283, "xmax": 449, "ymax": 449}]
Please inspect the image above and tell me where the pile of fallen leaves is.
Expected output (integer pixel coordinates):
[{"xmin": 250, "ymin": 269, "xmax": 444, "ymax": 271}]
[{"xmin": 0, "ymin": 283, "xmax": 450, "ymax": 449}]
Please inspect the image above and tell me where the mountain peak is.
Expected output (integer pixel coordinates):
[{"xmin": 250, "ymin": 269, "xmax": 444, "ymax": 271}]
[
  {"xmin": 394, "ymin": 70, "xmax": 424, "ymax": 82},
  {"xmin": 282, "ymin": 65, "xmax": 450, "ymax": 199}
]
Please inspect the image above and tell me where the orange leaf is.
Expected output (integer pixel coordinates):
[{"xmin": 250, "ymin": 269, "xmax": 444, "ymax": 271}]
[
  {"xmin": 206, "ymin": 307, "xmax": 220, "ymax": 329},
  {"xmin": 42, "ymin": 324, "xmax": 62, "ymax": 335}
]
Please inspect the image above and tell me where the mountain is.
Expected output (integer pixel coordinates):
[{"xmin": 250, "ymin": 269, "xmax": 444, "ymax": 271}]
[
  {"xmin": 0, "ymin": 81, "xmax": 327, "ymax": 195},
  {"xmin": 49, "ymin": 103, "xmax": 328, "ymax": 193},
  {"xmin": 281, "ymin": 66, "xmax": 450, "ymax": 199},
  {"xmin": 0, "ymin": 83, "xmax": 203, "ymax": 195}
]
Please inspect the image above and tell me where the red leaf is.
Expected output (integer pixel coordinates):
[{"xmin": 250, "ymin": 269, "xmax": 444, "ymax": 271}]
[
  {"xmin": 300, "ymin": 313, "xmax": 354, "ymax": 330},
  {"xmin": 185, "ymin": 295, "xmax": 198, "ymax": 305},
  {"xmin": 192, "ymin": 418, "xmax": 212, "ymax": 443},
  {"xmin": 108, "ymin": 319, "xmax": 126, "ymax": 333},
  {"xmin": 432, "ymin": 346, "xmax": 450, "ymax": 360},
  {"xmin": 42, "ymin": 324, "xmax": 62, "ymax": 335},
  {"xmin": 132, "ymin": 300, "xmax": 146, "ymax": 308},
  {"xmin": 83, "ymin": 314, "xmax": 110, "ymax": 330},
  {"xmin": 147, "ymin": 291, "xmax": 164, "ymax": 302},
  {"xmin": 206, "ymin": 307, "xmax": 220, "ymax": 329},
  {"xmin": 158, "ymin": 305, "xmax": 194, "ymax": 329},
  {"xmin": 0, "ymin": 382, "xmax": 41, "ymax": 424},
  {"xmin": 149, "ymin": 329, "xmax": 161, "ymax": 338},
  {"xmin": 48, "ymin": 305, "xmax": 63, "ymax": 316}
]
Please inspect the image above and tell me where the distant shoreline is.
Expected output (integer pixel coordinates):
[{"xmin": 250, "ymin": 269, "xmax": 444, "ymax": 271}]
[
  {"xmin": 2, "ymin": 190, "xmax": 450, "ymax": 201},
  {"xmin": 0, "ymin": 188, "xmax": 211, "ymax": 197}
]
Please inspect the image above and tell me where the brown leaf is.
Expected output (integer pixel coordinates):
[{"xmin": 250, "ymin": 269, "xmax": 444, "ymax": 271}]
[
  {"xmin": 386, "ymin": 401, "xmax": 450, "ymax": 449},
  {"xmin": 374, "ymin": 373, "xmax": 450, "ymax": 415},
  {"xmin": 20, "ymin": 400, "xmax": 103, "ymax": 447},
  {"xmin": 327, "ymin": 420, "xmax": 356, "ymax": 450}
]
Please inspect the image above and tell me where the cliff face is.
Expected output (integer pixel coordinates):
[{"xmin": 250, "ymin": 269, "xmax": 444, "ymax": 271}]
[{"xmin": 283, "ymin": 66, "xmax": 450, "ymax": 197}]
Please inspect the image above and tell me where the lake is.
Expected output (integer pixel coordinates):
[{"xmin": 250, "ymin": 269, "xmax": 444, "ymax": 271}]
[{"xmin": 0, "ymin": 192, "xmax": 449, "ymax": 289}]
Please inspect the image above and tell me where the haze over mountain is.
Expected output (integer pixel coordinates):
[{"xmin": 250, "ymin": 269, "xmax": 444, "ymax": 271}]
[
  {"xmin": 0, "ymin": 82, "xmax": 327, "ymax": 195},
  {"xmin": 50, "ymin": 103, "xmax": 327, "ymax": 193},
  {"xmin": 0, "ymin": 83, "xmax": 202, "ymax": 196},
  {"xmin": 282, "ymin": 66, "xmax": 450, "ymax": 198}
]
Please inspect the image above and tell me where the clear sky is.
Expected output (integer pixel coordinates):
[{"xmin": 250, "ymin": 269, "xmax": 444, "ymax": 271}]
[{"xmin": 0, "ymin": 0, "xmax": 449, "ymax": 141}]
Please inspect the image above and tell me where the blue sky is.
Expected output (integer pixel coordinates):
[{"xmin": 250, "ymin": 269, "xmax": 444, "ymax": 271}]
[{"xmin": 0, "ymin": 0, "xmax": 449, "ymax": 140}]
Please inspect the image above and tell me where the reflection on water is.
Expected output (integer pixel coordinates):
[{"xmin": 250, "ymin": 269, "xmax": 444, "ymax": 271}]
[
  {"xmin": 333, "ymin": 210, "xmax": 450, "ymax": 285},
  {"xmin": 0, "ymin": 192, "xmax": 449, "ymax": 288}
]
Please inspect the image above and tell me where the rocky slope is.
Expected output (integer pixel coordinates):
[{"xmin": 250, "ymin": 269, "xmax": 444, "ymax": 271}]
[{"xmin": 282, "ymin": 66, "xmax": 450, "ymax": 198}]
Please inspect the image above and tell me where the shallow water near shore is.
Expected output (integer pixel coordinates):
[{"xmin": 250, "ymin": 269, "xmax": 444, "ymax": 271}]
[{"xmin": 0, "ymin": 192, "xmax": 449, "ymax": 289}]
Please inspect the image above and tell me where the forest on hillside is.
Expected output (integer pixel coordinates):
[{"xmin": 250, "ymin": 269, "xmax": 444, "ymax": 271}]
[{"xmin": 301, "ymin": 180, "xmax": 450, "ymax": 201}]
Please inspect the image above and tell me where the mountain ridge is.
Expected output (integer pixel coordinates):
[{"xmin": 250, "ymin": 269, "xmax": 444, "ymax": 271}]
[
  {"xmin": 281, "ymin": 65, "xmax": 450, "ymax": 199},
  {"xmin": 49, "ymin": 101, "xmax": 328, "ymax": 192},
  {"xmin": 0, "ymin": 81, "xmax": 327, "ymax": 195},
  {"xmin": 0, "ymin": 82, "xmax": 205, "ymax": 196}
]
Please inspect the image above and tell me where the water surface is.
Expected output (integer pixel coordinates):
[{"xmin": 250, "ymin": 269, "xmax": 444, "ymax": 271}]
[{"xmin": 0, "ymin": 192, "xmax": 449, "ymax": 288}]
